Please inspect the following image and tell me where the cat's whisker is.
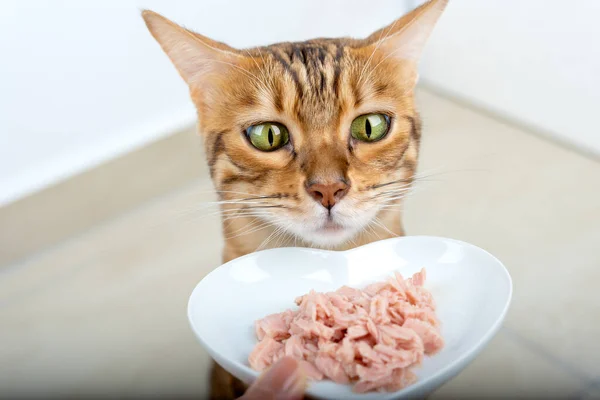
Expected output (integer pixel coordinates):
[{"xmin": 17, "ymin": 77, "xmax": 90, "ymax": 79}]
[
  {"xmin": 190, "ymin": 203, "xmax": 269, "ymax": 214},
  {"xmin": 375, "ymin": 187, "xmax": 413, "ymax": 197},
  {"xmin": 368, "ymin": 174, "xmax": 437, "ymax": 192},
  {"xmin": 346, "ymin": 234, "xmax": 358, "ymax": 248},
  {"xmin": 221, "ymin": 211, "xmax": 273, "ymax": 223},
  {"xmin": 211, "ymin": 189, "xmax": 269, "ymax": 197},
  {"xmin": 419, "ymin": 167, "xmax": 489, "ymax": 181},
  {"xmin": 256, "ymin": 225, "xmax": 284, "ymax": 251},
  {"xmin": 368, "ymin": 166, "xmax": 479, "ymax": 200},
  {"xmin": 223, "ymin": 215, "xmax": 262, "ymax": 232},
  {"xmin": 379, "ymin": 202, "xmax": 406, "ymax": 209},
  {"xmin": 220, "ymin": 217, "xmax": 288, "ymax": 234},
  {"xmin": 381, "ymin": 193, "xmax": 412, "ymax": 203},
  {"xmin": 220, "ymin": 211, "xmax": 293, "ymax": 238},
  {"xmin": 379, "ymin": 193, "xmax": 410, "ymax": 201},
  {"xmin": 216, "ymin": 205, "xmax": 287, "ymax": 214},
  {"xmin": 173, "ymin": 206, "xmax": 276, "ymax": 224},
  {"xmin": 217, "ymin": 207, "xmax": 288, "ymax": 224},
  {"xmin": 376, "ymin": 191, "xmax": 417, "ymax": 207},
  {"xmin": 365, "ymin": 221, "xmax": 383, "ymax": 242},
  {"xmin": 201, "ymin": 199, "xmax": 271, "ymax": 206},
  {"xmin": 380, "ymin": 197, "xmax": 405, "ymax": 209},
  {"xmin": 210, "ymin": 205, "xmax": 282, "ymax": 216},
  {"xmin": 243, "ymin": 205, "xmax": 287, "ymax": 209},
  {"xmin": 168, "ymin": 191, "xmax": 272, "ymax": 214},
  {"xmin": 224, "ymin": 225, "xmax": 272, "ymax": 241},
  {"xmin": 368, "ymin": 179, "xmax": 412, "ymax": 190},
  {"xmin": 368, "ymin": 167, "xmax": 444, "ymax": 192},
  {"xmin": 378, "ymin": 201, "xmax": 403, "ymax": 207},
  {"xmin": 168, "ymin": 199, "xmax": 291, "ymax": 228},
  {"xmin": 371, "ymin": 194, "xmax": 410, "ymax": 203},
  {"xmin": 219, "ymin": 207, "xmax": 275, "ymax": 215},
  {"xmin": 375, "ymin": 181, "xmax": 413, "ymax": 190},
  {"xmin": 378, "ymin": 180, "xmax": 414, "ymax": 189},
  {"xmin": 272, "ymin": 227, "xmax": 289, "ymax": 249},
  {"xmin": 379, "ymin": 196, "xmax": 412, "ymax": 206},
  {"xmin": 170, "ymin": 197, "xmax": 270, "ymax": 216},
  {"xmin": 356, "ymin": 225, "xmax": 370, "ymax": 246},
  {"xmin": 378, "ymin": 208, "xmax": 403, "ymax": 214},
  {"xmin": 371, "ymin": 188, "xmax": 413, "ymax": 200},
  {"xmin": 373, "ymin": 216, "xmax": 399, "ymax": 238},
  {"xmin": 221, "ymin": 205, "xmax": 290, "ymax": 217},
  {"xmin": 224, "ymin": 220, "xmax": 276, "ymax": 240},
  {"xmin": 276, "ymin": 222, "xmax": 296, "ymax": 248},
  {"xmin": 203, "ymin": 207, "xmax": 261, "ymax": 217},
  {"xmin": 375, "ymin": 192, "xmax": 411, "ymax": 201},
  {"xmin": 378, "ymin": 201, "xmax": 414, "ymax": 211},
  {"xmin": 198, "ymin": 194, "xmax": 287, "ymax": 208},
  {"xmin": 169, "ymin": 208, "xmax": 225, "ymax": 221},
  {"xmin": 223, "ymin": 212, "xmax": 291, "ymax": 226}
]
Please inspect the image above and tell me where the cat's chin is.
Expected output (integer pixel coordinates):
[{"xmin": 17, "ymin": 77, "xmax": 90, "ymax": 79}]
[
  {"xmin": 296, "ymin": 223, "xmax": 361, "ymax": 249},
  {"xmin": 305, "ymin": 230, "xmax": 356, "ymax": 248},
  {"xmin": 319, "ymin": 220, "xmax": 345, "ymax": 233},
  {"xmin": 273, "ymin": 201, "xmax": 381, "ymax": 249}
]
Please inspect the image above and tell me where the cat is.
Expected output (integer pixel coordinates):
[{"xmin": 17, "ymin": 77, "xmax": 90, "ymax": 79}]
[{"xmin": 142, "ymin": 0, "xmax": 447, "ymax": 398}]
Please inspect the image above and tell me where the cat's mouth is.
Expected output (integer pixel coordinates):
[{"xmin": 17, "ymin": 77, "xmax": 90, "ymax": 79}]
[
  {"xmin": 307, "ymin": 214, "xmax": 359, "ymax": 246},
  {"xmin": 281, "ymin": 200, "xmax": 379, "ymax": 248}
]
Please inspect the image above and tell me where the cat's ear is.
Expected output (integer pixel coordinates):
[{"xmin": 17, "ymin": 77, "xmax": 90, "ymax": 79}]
[
  {"xmin": 364, "ymin": 0, "xmax": 448, "ymax": 63},
  {"xmin": 141, "ymin": 10, "xmax": 240, "ymax": 87}
]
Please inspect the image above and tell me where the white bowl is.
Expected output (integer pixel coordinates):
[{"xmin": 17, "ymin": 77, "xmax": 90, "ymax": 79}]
[{"xmin": 188, "ymin": 236, "xmax": 512, "ymax": 400}]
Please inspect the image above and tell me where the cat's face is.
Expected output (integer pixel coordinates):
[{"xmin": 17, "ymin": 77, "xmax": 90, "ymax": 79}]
[
  {"xmin": 198, "ymin": 41, "xmax": 421, "ymax": 248},
  {"xmin": 143, "ymin": 1, "xmax": 447, "ymax": 249}
]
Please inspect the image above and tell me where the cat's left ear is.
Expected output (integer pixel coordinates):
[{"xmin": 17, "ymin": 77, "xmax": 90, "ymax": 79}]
[
  {"xmin": 141, "ymin": 10, "xmax": 241, "ymax": 88},
  {"xmin": 364, "ymin": 0, "xmax": 448, "ymax": 64}
]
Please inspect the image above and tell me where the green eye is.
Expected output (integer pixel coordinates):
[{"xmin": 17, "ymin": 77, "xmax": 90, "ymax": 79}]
[
  {"xmin": 246, "ymin": 122, "xmax": 290, "ymax": 151},
  {"xmin": 350, "ymin": 113, "xmax": 390, "ymax": 142}
]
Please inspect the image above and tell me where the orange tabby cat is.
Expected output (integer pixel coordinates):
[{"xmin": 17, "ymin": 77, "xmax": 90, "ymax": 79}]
[{"xmin": 142, "ymin": 0, "xmax": 447, "ymax": 398}]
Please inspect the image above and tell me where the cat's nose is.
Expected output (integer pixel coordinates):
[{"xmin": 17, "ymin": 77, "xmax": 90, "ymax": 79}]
[{"xmin": 306, "ymin": 180, "xmax": 349, "ymax": 210}]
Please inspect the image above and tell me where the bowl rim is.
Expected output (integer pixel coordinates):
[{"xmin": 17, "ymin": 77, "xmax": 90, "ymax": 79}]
[{"xmin": 187, "ymin": 235, "xmax": 513, "ymax": 396}]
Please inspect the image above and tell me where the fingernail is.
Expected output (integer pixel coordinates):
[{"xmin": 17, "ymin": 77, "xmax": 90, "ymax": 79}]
[
  {"xmin": 262, "ymin": 357, "xmax": 306, "ymax": 400},
  {"xmin": 279, "ymin": 365, "xmax": 305, "ymax": 399}
]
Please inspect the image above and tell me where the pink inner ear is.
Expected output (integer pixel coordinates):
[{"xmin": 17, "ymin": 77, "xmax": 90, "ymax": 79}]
[
  {"xmin": 142, "ymin": 9, "xmax": 241, "ymax": 86},
  {"xmin": 370, "ymin": 0, "xmax": 448, "ymax": 64}
]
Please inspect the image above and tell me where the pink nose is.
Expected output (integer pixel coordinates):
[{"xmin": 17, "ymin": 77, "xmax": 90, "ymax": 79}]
[{"xmin": 306, "ymin": 181, "xmax": 349, "ymax": 210}]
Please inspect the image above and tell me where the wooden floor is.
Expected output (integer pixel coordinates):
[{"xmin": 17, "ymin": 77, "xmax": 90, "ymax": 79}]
[{"xmin": 1, "ymin": 89, "xmax": 599, "ymax": 398}]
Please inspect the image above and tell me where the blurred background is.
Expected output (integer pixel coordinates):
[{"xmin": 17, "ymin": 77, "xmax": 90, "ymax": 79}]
[{"xmin": 1, "ymin": 0, "xmax": 599, "ymax": 398}]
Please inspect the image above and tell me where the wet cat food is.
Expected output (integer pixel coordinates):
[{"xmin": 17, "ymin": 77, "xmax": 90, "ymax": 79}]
[{"xmin": 249, "ymin": 269, "xmax": 443, "ymax": 393}]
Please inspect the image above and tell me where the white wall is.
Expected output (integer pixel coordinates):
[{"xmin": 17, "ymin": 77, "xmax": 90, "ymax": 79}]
[
  {"xmin": 0, "ymin": 0, "xmax": 409, "ymax": 206},
  {"xmin": 418, "ymin": 0, "xmax": 600, "ymax": 156}
]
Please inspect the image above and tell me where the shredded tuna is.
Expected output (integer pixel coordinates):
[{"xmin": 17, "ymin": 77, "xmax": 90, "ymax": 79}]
[{"xmin": 248, "ymin": 268, "xmax": 443, "ymax": 393}]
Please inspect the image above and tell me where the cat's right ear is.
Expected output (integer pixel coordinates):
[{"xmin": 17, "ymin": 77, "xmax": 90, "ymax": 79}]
[
  {"xmin": 141, "ymin": 10, "xmax": 240, "ymax": 87},
  {"xmin": 364, "ymin": 0, "xmax": 448, "ymax": 64}
]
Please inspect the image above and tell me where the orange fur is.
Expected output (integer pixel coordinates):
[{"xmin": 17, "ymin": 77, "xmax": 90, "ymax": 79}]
[{"xmin": 142, "ymin": 1, "xmax": 447, "ymax": 398}]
